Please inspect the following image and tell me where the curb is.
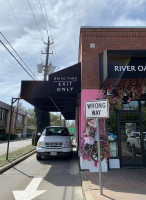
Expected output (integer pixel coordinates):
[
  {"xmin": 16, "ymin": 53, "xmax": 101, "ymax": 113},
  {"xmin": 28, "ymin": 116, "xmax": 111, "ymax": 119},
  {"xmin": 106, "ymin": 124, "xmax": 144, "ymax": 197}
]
[
  {"xmin": 80, "ymin": 171, "xmax": 94, "ymax": 200},
  {"xmin": 0, "ymin": 149, "xmax": 36, "ymax": 174}
]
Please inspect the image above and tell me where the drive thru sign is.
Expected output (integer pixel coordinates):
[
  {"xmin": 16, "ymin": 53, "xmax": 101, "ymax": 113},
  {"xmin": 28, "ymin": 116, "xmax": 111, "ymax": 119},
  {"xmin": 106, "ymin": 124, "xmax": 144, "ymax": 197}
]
[
  {"xmin": 85, "ymin": 100, "xmax": 109, "ymax": 196},
  {"xmin": 85, "ymin": 100, "xmax": 109, "ymax": 118}
]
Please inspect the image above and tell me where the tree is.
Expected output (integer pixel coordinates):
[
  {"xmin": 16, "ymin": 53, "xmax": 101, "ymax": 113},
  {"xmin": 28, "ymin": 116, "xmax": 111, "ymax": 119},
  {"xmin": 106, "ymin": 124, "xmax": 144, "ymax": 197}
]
[
  {"xmin": 27, "ymin": 109, "xmax": 35, "ymax": 126},
  {"xmin": 66, "ymin": 120, "xmax": 75, "ymax": 128},
  {"xmin": 34, "ymin": 107, "xmax": 50, "ymax": 133},
  {"xmin": 50, "ymin": 113, "xmax": 65, "ymax": 126}
]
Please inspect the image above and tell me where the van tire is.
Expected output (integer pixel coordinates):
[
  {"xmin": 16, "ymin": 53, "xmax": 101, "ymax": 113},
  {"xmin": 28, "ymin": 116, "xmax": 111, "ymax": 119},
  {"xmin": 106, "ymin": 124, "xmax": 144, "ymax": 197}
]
[
  {"xmin": 66, "ymin": 152, "xmax": 72, "ymax": 160},
  {"xmin": 36, "ymin": 154, "xmax": 42, "ymax": 161}
]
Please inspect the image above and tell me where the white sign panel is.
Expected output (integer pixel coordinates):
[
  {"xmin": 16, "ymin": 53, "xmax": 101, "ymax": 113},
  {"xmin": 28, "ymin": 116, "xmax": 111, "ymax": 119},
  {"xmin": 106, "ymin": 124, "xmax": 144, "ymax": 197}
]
[{"xmin": 85, "ymin": 100, "xmax": 109, "ymax": 118}]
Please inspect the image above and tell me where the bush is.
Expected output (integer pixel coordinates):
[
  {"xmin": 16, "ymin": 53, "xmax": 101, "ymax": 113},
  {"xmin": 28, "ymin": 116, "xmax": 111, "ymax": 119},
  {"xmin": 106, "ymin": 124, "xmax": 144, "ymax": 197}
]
[
  {"xmin": 0, "ymin": 134, "xmax": 17, "ymax": 141},
  {"xmin": 10, "ymin": 134, "xmax": 17, "ymax": 140},
  {"xmin": 0, "ymin": 135, "xmax": 7, "ymax": 141}
]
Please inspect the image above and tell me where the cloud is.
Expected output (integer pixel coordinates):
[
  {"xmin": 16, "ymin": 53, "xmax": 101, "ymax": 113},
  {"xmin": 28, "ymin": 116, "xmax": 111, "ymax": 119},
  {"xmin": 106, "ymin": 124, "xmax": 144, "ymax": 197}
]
[{"xmin": 0, "ymin": 0, "xmax": 146, "ymax": 109}]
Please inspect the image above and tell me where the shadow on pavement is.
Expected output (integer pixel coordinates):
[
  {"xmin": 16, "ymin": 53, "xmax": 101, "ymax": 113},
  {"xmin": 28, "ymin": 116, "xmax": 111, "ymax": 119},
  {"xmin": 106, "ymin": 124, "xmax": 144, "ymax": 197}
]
[
  {"xmin": 38, "ymin": 150, "xmax": 82, "ymax": 187},
  {"xmin": 83, "ymin": 167, "xmax": 146, "ymax": 195}
]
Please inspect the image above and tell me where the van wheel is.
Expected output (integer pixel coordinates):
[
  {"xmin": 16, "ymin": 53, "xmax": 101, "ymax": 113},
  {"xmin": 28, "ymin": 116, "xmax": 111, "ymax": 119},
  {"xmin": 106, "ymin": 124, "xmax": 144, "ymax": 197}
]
[
  {"xmin": 36, "ymin": 154, "xmax": 42, "ymax": 161},
  {"xmin": 66, "ymin": 152, "xmax": 72, "ymax": 160}
]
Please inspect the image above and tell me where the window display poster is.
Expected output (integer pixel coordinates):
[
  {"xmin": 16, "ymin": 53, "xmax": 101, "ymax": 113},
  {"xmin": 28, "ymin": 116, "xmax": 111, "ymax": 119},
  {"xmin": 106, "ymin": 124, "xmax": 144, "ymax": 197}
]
[
  {"xmin": 125, "ymin": 123, "xmax": 136, "ymax": 136},
  {"xmin": 110, "ymin": 142, "xmax": 117, "ymax": 157}
]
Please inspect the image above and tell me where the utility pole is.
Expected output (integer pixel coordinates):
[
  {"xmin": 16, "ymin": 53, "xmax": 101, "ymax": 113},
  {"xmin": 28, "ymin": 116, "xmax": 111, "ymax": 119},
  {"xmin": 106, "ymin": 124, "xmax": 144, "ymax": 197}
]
[
  {"xmin": 42, "ymin": 36, "xmax": 53, "ymax": 81},
  {"xmin": 14, "ymin": 96, "xmax": 20, "ymax": 133},
  {"xmin": 44, "ymin": 36, "xmax": 49, "ymax": 81}
]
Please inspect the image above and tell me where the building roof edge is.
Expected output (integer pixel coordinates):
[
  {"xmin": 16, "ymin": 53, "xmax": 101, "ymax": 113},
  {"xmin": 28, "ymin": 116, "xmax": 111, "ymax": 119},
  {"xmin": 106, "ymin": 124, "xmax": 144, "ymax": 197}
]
[{"xmin": 80, "ymin": 26, "xmax": 146, "ymax": 29}]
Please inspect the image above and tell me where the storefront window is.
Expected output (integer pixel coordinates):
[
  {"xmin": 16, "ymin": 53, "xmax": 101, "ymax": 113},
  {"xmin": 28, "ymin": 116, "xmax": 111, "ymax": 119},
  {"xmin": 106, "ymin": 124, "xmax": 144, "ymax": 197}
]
[
  {"xmin": 0, "ymin": 108, "xmax": 7, "ymax": 121},
  {"xmin": 140, "ymin": 101, "xmax": 146, "ymax": 156},
  {"xmin": 108, "ymin": 137, "xmax": 118, "ymax": 158},
  {"xmin": 107, "ymin": 110, "xmax": 118, "ymax": 157},
  {"xmin": 17, "ymin": 114, "xmax": 23, "ymax": 124},
  {"xmin": 122, "ymin": 101, "xmax": 139, "ymax": 111}
]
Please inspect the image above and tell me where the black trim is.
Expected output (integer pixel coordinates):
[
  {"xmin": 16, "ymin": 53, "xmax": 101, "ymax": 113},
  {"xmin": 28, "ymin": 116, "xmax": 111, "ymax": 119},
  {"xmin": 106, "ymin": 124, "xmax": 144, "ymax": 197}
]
[{"xmin": 117, "ymin": 110, "xmax": 145, "ymax": 167}]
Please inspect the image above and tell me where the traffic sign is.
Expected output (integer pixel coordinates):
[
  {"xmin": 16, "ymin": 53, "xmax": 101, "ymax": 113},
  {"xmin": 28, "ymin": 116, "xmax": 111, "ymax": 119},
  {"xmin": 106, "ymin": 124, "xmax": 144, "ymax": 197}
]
[
  {"xmin": 85, "ymin": 100, "xmax": 109, "ymax": 119},
  {"xmin": 85, "ymin": 99, "xmax": 109, "ymax": 195}
]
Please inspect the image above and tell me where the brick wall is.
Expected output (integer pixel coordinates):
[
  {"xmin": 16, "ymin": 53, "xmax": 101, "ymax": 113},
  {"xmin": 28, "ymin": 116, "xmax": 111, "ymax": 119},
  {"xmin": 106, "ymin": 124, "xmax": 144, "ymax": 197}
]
[{"xmin": 79, "ymin": 27, "xmax": 146, "ymax": 89}]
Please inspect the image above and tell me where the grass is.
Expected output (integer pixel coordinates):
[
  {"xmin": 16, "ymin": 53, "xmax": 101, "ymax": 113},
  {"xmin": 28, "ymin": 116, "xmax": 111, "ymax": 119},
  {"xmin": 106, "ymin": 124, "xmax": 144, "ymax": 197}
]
[{"xmin": 0, "ymin": 145, "xmax": 36, "ymax": 168}]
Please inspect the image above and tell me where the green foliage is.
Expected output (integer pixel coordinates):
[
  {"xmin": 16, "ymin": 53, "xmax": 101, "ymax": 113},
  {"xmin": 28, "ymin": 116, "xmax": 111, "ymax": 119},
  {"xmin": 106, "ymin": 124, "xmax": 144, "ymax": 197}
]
[
  {"xmin": 34, "ymin": 107, "xmax": 50, "ymax": 133},
  {"xmin": 27, "ymin": 109, "xmax": 35, "ymax": 126},
  {"xmin": 66, "ymin": 120, "xmax": 75, "ymax": 128},
  {"xmin": 0, "ymin": 145, "xmax": 35, "ymax": 168},
  {"xmin": 27, "ymin": 128, "xmax": 34, "ymax": 133},
  {"xmin": 0, "ymin": 134, "xmax": 17, "ymax": 141},
  {"xmin": 50, "ymin": 113, "xmax": 61, "ymax": 126},
  {"xmin": 107, "ymin": 111, "xmax": 117, "ymax": 133}
]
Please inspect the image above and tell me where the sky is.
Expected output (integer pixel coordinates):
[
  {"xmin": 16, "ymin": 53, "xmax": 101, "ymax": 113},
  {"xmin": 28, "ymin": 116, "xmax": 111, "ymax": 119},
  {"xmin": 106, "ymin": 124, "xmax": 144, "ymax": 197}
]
[{"xmin": 0, "ymin": 0, "xmax": 146, "ymax": 110}]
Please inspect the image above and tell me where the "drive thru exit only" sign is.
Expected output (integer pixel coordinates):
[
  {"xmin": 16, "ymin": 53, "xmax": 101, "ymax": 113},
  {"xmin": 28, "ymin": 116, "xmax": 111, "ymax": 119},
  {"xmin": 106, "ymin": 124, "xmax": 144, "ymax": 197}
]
[{"xmin": 85, "ymin": 100, "xmax": 109, "ymax": 119}]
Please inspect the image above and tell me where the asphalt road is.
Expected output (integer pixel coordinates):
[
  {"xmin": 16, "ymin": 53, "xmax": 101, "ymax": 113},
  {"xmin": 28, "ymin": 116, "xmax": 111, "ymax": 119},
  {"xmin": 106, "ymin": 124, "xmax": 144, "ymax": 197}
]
[
  {"xmin": 0, "ymin": 151, "xmax": 84, "ymax": 200},
  {"xmin": 0, "ymin": 138, "xmax": 32, "ymax": 156}
]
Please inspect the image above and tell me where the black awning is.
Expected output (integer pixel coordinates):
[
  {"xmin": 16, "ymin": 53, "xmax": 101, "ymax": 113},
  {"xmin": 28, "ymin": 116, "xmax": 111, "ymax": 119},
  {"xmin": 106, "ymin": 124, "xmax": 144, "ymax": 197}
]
[
  {"xmin": 20, "ymin": 63, "xmax": 81, "ymax": 120},
  {"xmin": 99, "ymin": 50, "xmax": 146, "ymax": 87}
]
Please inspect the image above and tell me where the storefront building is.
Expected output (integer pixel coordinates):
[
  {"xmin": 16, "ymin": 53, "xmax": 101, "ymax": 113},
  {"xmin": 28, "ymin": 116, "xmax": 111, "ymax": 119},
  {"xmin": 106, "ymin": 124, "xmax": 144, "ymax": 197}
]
[
  {"xmin": 20, "ymin": 27, "xmax": 146, "ymax": 171},
  {"xmin": 76, "ymin": 27, "xmax": 146, "ymax": 171}
]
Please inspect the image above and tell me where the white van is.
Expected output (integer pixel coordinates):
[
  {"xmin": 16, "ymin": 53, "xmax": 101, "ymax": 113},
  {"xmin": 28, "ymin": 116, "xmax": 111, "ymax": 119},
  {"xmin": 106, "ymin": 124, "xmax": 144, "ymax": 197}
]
[{"xmin": 36, "ymin": 126, "xmax": 73, "ymax": 160}]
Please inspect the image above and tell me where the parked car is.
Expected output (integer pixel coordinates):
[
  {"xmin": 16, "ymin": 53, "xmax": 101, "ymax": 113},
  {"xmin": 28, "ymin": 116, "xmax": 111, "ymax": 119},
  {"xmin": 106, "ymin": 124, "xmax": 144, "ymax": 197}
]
[
  {"xmin": 36, "ymin": 126, "xmax": 73, "ymax": 160},
  {"xmin": 127, "ymin": 132, "xmax": 146, "ymax": 153}
]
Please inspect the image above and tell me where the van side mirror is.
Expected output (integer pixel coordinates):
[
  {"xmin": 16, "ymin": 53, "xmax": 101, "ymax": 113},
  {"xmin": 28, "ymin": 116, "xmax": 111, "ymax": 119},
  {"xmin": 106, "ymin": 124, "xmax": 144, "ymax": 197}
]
[{"xmin": 37, "ymin": 133, "xmax": 41, "ymax": 137}]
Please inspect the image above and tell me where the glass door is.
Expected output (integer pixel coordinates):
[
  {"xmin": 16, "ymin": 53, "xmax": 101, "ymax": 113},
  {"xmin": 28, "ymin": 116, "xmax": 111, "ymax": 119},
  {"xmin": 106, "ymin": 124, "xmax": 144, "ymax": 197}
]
[{"xmin": 117, "ymin": 111, "xmax": 145, "ymax": 167}]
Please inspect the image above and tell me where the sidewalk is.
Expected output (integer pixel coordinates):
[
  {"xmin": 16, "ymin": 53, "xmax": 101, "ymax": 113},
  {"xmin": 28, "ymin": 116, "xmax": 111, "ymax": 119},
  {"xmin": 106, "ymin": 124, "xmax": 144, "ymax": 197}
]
[{"xmin": 81, "ymin": 168, "xmax": 146, "ymax": 200}]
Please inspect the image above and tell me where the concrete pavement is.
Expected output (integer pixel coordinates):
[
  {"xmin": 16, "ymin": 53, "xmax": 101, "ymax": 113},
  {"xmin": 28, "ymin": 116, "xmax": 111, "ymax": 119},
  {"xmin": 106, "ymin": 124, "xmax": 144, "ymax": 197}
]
[
  {"xmin": 0, "ymin": 151, "xmax": 84, "ymax": 200},
  {"xmin": 2, "ymin": 139, "xmax": 145, "ymax": 200},
  {"xmin": 81, "ymin": 168, "xmax": 146, "ymax": 200}
]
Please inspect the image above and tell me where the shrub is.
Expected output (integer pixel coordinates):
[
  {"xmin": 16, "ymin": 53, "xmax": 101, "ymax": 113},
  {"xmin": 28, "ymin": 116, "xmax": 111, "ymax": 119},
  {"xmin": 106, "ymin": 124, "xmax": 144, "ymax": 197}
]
[{"xmin": 0, "ymin": 134, "xmax": 17, "ymax": 141}]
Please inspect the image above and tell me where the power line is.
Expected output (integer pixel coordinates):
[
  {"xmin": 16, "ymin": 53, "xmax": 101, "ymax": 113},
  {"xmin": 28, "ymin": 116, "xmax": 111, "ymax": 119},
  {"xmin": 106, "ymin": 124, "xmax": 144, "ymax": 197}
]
[
  {"xmin": 0, "ymin": 40, "xmax": 35, "ymax": 80},
  {"xmin": 6, "ymin": 0, "xmax": 45, "ymax": 80},
  {"xmin": 41, "ymin": 0, "xmax": 61, "ymax": 69},
  {"xmin": 39, "ymin": 0, "xmax": 48, "ymax": 36},
  {"xmin": 41, "ymin": 0, "xmax": 53, "ymax": 40},
  {"xmin": 0, "ymin": 32, "xmax": 38, "ymax": 80},
  {"xmin": 6, "ymin": 0, "xmax": 32, "ymax": 50},
  {"xmin": 28, "ymin": 0, "xmax": 45, "ymax": 45}
]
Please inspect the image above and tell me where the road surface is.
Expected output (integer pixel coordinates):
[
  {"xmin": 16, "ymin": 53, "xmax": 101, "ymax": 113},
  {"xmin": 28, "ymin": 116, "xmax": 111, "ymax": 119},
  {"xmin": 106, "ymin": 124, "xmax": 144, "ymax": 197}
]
[{"xmin": 0, "ymin": 151, "xmax": 84, "ymax": 200}]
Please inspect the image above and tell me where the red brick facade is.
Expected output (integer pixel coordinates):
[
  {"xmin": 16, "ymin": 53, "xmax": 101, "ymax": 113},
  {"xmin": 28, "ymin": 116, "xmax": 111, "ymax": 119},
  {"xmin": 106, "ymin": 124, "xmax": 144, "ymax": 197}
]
[{"xmin": 79, "ymin": 27, "xmax": 146, "ymax": 89}]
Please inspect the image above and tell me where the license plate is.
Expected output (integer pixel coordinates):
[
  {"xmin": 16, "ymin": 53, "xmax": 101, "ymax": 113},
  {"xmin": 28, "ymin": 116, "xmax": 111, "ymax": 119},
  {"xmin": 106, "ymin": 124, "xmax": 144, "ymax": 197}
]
[{"xmin": 50, "ymin": 152, "xmax": 57, "ymax": 156}]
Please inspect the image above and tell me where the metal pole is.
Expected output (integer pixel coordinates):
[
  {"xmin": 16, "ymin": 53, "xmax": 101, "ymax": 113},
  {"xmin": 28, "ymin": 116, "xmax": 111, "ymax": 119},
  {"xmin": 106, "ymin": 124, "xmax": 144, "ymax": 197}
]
[
  {"xmin": 6, "ymin": 98, "xmax": 13, "ymax": 160},
  {"xmin": 96, "ymin": 118, "xmax": 103, "ymax": 195},
  {"xmin": 14, "ymin": 97, "xmax": 20, "ymax": 133}
]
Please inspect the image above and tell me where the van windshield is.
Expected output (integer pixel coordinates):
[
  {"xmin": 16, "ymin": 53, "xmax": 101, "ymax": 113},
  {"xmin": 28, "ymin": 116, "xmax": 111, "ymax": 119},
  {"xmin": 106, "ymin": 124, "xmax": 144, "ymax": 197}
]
[{"xmin": 44, "ymin": 127, "xmax": 70, "ymax": 136}]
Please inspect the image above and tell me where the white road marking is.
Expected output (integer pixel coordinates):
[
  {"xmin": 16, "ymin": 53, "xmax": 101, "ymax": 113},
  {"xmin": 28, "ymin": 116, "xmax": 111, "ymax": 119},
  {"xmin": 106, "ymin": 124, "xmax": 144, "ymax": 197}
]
[{"xmin": 13, "ymin": 177, "xmax": 46, "ymax": 200}]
